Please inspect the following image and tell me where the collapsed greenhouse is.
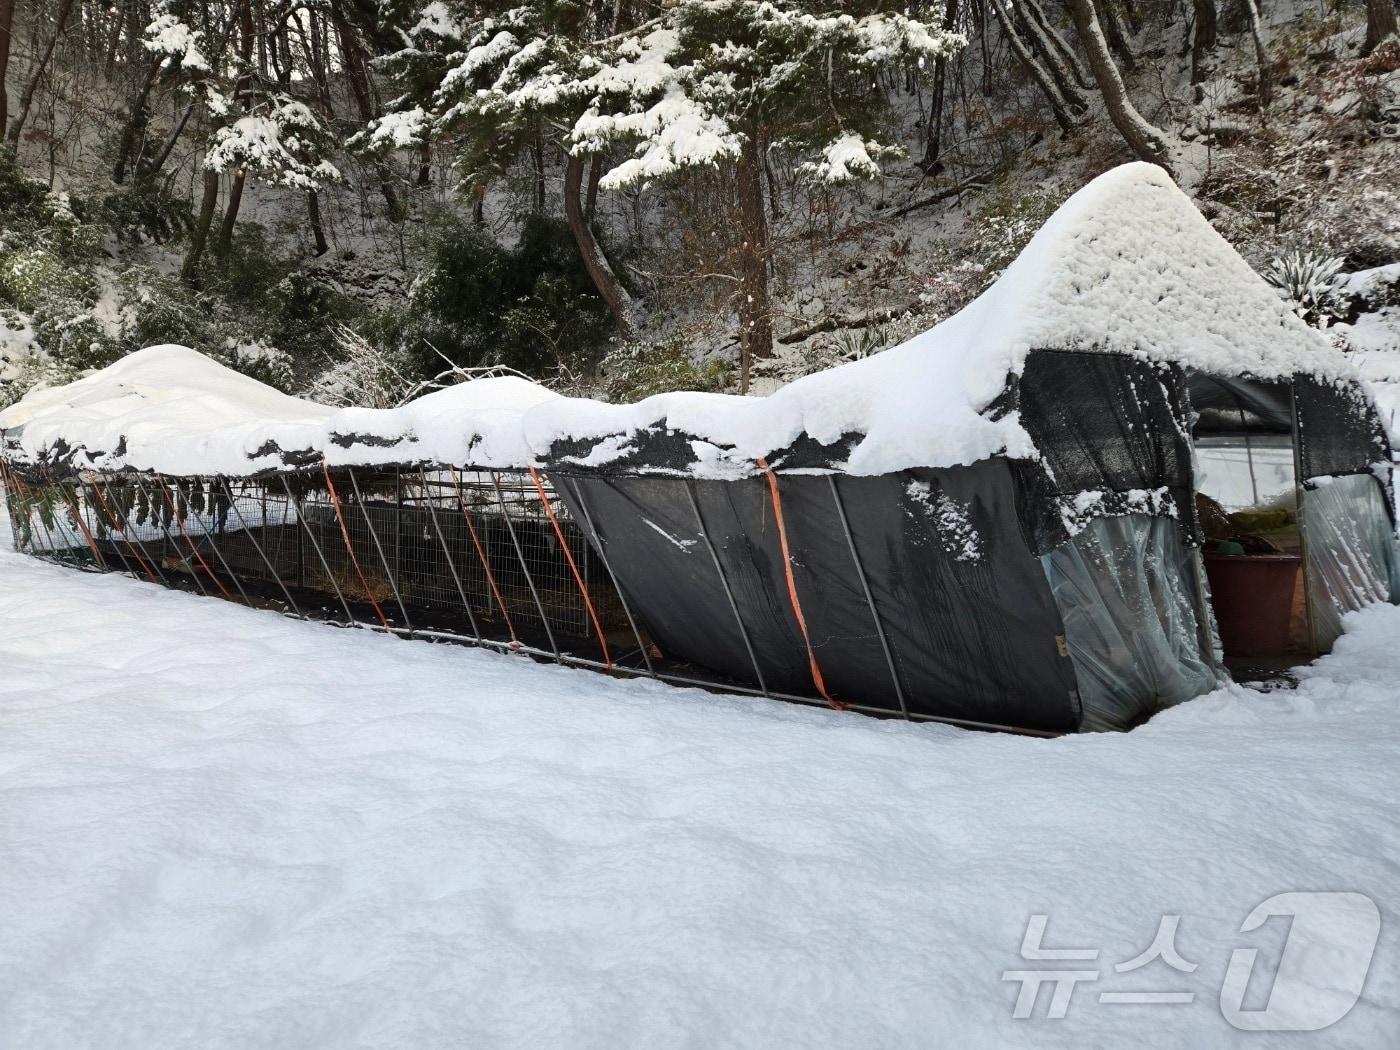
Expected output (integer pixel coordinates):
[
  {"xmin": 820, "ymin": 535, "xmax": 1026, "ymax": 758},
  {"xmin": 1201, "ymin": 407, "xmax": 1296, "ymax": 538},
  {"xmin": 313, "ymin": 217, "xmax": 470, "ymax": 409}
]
[{"xmin": 3, "ymin": 163, "xmax": 1398, "ymax": 734}]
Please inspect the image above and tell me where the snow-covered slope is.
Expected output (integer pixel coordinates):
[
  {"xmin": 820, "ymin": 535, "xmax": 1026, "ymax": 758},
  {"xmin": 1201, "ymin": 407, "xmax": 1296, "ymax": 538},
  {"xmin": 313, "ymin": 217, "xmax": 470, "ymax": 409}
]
[{"xmin": 2, "ymin": 502, "xmax": 1399, "ymax": 1048}]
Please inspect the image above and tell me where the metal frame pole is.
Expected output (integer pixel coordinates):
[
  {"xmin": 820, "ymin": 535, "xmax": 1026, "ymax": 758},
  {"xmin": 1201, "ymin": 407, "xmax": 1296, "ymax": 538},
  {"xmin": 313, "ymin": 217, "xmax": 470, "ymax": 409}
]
[
  {"xmin": 129, "ymin": 472, "xmax": 214, "ymax": 598},
  {"xmin": 81, "ymin": 478, "xmax": 141, "ymax": 578},
  {"xmin": 167, "ymin": 475, "xmax": 255, "ymax": 606},
  {"xmin": 527, "ymin": 467, "xmax": 612, "ymax": 667},
  {"xmin": 827, "ymin": 475, "xmax": 908, "ymax": 717},
  {"xmin": 448, "ymin": 467, "xmax": 518, "ymax": 642},
  {"xmin": 101, "ymin": 476, "xmax": 170, "ymax": 586},
  {"xmin": 280, "ymin": 475, "xmax": 356, "ymax": 624},
  {"xmin": 1289, "ymin": 382, "xmax": 1322, "ymax": 656},
  {"xmin": 0, "ymin": 460, "xmax": 23, "ymax": 552},
  {"xmin": 557, "ymin": 475, "xmax": 656, "ymax": 676},
  {"xmin": 418, "ymin": 469, "xmax": 485, "ymax": 642},
  {"xmin": 219, "ymin": 476, "xmax": 303, "ymax": 617},
  {"xmin": 46, "ymin": 467, "xmax": 107, "ymax": 569},
  {"xmin": 489, "ymin": 470, "xmax": 560, "ymax": 659},
  {"xmin": 2, "ymin": 461, "xmax": 63, "ymax": 561},
  {"xmin": 684, "ymin": 478, "xmax": 768, "ymax": 695},
  {"xmin": 347, "ymin": 467, "xmax": 414, "ymax": 633}
]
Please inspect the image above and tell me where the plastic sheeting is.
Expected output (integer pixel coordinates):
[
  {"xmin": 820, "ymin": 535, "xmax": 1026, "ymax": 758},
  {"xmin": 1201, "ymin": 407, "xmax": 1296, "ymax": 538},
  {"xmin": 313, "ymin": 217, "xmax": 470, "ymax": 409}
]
[
  {"xmin": 1300, "ymin": 474, "xmax": 1399, "ymax": 650},
  {"xmin": 552, "ymin": 460, "xmax": 1084, "ymax": 733},
  {"xmin": 1294, "ymin": 376, "xmax": 1394, "ymax": 481},
  {"xmin": 1012, "ymin": 351, "xmax": 1198, "ymax": 552},
  {"xmin": 1186, "ymin": 374, "xmax": 1293, "ymax": 436},
  {"xmin": 1042, "ymin": 514, "xmax": 1217, "ymax": 731}
]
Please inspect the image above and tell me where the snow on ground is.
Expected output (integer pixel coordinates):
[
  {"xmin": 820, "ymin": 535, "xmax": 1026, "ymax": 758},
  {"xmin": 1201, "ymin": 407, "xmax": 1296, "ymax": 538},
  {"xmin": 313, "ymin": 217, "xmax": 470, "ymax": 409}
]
[{"xmin": 2, "ymin": 501, "xmax": 1399, "ymax": 1048}]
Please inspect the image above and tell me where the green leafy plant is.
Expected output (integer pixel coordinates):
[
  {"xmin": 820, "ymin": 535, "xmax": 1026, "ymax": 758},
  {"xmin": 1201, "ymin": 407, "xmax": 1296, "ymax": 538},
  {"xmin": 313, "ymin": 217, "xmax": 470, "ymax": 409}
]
[
  {"xmin": 1263, "ymin": 251, "xmax": 1348, "ymax": 325},
  {"xmin": 600, "ymin": 337, "xmax": 733, "ymax": 402}
]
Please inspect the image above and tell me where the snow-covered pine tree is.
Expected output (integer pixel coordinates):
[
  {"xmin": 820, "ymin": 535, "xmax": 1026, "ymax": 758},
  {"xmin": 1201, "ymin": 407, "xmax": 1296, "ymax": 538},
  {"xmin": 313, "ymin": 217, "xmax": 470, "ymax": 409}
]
[{"xmin": 370, "ymin": 0, "xmax": 963, "ymax": 388}]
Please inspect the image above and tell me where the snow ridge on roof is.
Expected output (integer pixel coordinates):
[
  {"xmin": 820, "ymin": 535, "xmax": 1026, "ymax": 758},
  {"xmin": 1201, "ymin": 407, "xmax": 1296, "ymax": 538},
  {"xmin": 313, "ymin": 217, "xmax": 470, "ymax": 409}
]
[
  {"xmin": 0, "ymin": 345, "xmax": 559, "ymax": 477},
  {"xmin": 525, "ymin": 162, "xmax": 1343, "ymax": 476},
  {"xmin": 0, "ymin": 165, "xmax": 1352, "ymax": 479}
]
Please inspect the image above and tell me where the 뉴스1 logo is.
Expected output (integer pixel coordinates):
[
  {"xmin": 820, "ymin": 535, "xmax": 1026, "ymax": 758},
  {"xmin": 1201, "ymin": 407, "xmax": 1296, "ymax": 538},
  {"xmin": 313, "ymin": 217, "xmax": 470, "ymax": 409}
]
[{"xmin": 1002, "ymin": 891, "xmax": 1381, "ymax": 1032}]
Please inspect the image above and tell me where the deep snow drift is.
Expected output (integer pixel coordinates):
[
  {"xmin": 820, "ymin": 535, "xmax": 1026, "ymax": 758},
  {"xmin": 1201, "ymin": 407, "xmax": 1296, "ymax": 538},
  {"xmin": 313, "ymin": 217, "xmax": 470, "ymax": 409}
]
[{"xmin": 1, "ymin": 503, "xmax": 1398, "ymax": 1048}]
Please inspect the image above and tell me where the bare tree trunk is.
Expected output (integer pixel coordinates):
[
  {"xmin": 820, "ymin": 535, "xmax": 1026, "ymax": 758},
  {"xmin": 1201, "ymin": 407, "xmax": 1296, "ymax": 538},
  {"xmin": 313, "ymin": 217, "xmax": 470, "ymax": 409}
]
[
  {"xmin": 564, "ymin": 153, "xmax": 633, "ymax": 337},
  {"xmin": 216, "ymin": 171, "xmax": 245, "ymax": 257},
  {"xmin": 307, "ymin": 189, "xmax": 329, "ymax": 256},
  {"xmin": 761, "ymin": 128, "xmax": 781, "ymax": 219},
  {"xmin": 989, "ymin": 0, "xmax": 1085, "ymax": 134},
  {"xmin": 1242, "ymin": 0, "xmax": 1271, "ymax": 106},
  {"xmin": 110, "ymin": 58, "xmax": 162, "ymax": 183},
  {"xmin": 531, "ymin": 136, "xmax": 546, "ymax": 211},
  {"xmin": 104, "ymin": 2, "xmax": 125, "ymax": 77},
  {"xmin": 7, "ymin": 0, "xmax": 77, "ymax": 151},
  {"xmin": 921, "ymin": 0, "xmax": 960, "ymax": 171},
  {"xmin": 736, "ymin": 131, "xmax": 773, "ymax": 391},
  {"xmin": 1067, "ymin": 0, "xmax": 1174, "ymax": 174},
  {"xmin": 978, "ymin": 0, "xmax": 992, "ymax": 94},
  {"xmin": 1016, "ymin": 0, "xmax": 1092, "ymax": 107},
  {"xmin": 584, "ymin": 153, "xmax": 602, "ymax": 221},
  {"xmin": 214, "ymin": 0, "xmax": 256, "ymax": 256},
  {"xmin": 416, "ymin": 140, "xmax": 431, "ymax": 186},
  {"xmin": 182, "ymin": 168, "xmax": 220, "ymax": 282},
  {"xmin": 1120, "ymin": 0, "xmax": 1142, "ymax": 33},
  {"xmin": 333, "ymin": 7, "xmax": 402, "ymax": 221},
  {"xmin": 1190, "ymin": 0, "xmax": 1218, "ymax": 88},
  {"xmin": 1362, "ymin": 0, "xmax": 1396, "ymax": 54},
  {"xmin": 1023, "ymin": 0, "xmax": 1094, "ymax": 90},
  {"xmin": 0, "ymin": 0, "xmax": 14, "ymax": 140},
  {"xmin": 139, "ymin": 101, "xmax": 196, "ymax": 179},
  {"xmin": 1099, "ymin": 0, "xmax": 1137, "ymax": 73}
]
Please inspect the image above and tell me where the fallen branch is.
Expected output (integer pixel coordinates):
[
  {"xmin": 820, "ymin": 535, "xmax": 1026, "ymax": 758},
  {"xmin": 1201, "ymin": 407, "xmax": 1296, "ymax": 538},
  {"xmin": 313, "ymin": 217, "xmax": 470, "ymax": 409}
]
[
  {"xmin": 779, "ymin": 303, "xmax": 922, "ymax": 346},
  {"xmin": 889, "ymin": 167, "xmax": 1002, "ymax": 218}
]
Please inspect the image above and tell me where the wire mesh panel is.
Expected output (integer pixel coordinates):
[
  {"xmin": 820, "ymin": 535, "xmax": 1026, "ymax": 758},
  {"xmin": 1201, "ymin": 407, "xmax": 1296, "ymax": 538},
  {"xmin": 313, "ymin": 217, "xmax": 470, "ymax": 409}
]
[
  {"xmin": 296, "ymin": 474, "xmax": 404, "ymax": 620},
  {"xmin": 398, "ymin": 470, "xmax": 625, "ymax": 639},
  {"xmin": 0, "ymin": 462, "xmax": 631, "ymax": 647}
]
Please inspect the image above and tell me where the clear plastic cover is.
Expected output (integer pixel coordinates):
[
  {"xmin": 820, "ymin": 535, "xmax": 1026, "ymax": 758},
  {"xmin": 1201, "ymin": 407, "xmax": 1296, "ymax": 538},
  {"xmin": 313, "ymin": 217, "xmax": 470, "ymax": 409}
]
[
  {"xmin": 1042, "ymin": 513, "xmax": 1219, "ymax": 731},
  {"xmin": 1300, "ymin": 473, "xmax": 1399, "ymax": 650}
]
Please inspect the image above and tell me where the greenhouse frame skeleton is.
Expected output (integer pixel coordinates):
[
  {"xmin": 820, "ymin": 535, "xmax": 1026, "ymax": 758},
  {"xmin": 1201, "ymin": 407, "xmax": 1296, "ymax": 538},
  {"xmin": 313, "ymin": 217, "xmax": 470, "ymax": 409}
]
[
  {"xmin": 4, "ymin": 349, "xmax": 1396, "ymax": 739},
  {"xmin": 4, "ymin": 164, "xmax": 1399, "ymax": 736},
  {"xmin": 1, "ymin": 458, "xmax": 1023, "ymax": 730}
]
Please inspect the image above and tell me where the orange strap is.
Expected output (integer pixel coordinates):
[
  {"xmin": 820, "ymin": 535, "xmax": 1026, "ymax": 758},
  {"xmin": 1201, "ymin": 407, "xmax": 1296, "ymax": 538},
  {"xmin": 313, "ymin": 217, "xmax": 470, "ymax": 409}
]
[
  {"xmin": 46, "ymin": 469, "xmax": 107, "ymax": 570},
  {"xmin": 3, "ymin": 463, "xmax": 52, "ymax": 554},
  {"xmin": 0, "ymin": 461, "xmax": 32, "ymax": 550},
  {"xmin": 322, "ymin": 462, "xmax": 390, "ymax": 628},
  {"xmin": 756, "ymin": 458, "xmax": 844, "ymax": 710},
  {"xmin": 158, "ymin": 476, "xmax": 237, "ymax": 602},
  {"xmin": 528, "ymin": 467, "xmax": 611, "ymax": 669},
  {"xmin": 90, "ymin": 479, "xmax": 159, "ymax": 583},
  {"xmin": 448, "ymin": 466, "xmax": 518, "ymax": 645}
]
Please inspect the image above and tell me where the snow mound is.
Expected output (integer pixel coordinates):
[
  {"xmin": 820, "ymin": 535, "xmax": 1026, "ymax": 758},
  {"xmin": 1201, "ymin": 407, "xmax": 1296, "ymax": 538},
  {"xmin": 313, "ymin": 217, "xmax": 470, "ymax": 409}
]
[
  {"xmin": 0, "ymin": 345, "xmax": 334, "ymax": 476},
  {"xmin": 0, "ymin": 166, "xmax": 1355, "ymax": 479},
  {"xmin": 320, "ymin": 377, "xmax": 562, "ymax": 470},
  {"xmin": 525, "ymin": 163, "xmax": 1344, "ymax": 475},
  {"xmin": 0, "ymin": 346, "xmax": 560, "ymax": 476}
]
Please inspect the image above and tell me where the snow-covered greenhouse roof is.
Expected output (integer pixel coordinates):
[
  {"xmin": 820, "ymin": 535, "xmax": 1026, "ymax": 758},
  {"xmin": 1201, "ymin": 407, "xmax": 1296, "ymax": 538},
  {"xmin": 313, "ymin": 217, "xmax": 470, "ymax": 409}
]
[{"xmin": 0, "ymin": 163, "xmax": 1358, "ymax": 480}]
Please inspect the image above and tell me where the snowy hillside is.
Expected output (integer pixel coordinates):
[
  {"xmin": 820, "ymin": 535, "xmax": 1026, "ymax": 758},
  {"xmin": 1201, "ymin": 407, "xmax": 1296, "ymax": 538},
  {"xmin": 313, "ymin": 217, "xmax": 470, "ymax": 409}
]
[{"xmin": 3, "ymin": 502, "xmax": 1400, "ymax": 1047}]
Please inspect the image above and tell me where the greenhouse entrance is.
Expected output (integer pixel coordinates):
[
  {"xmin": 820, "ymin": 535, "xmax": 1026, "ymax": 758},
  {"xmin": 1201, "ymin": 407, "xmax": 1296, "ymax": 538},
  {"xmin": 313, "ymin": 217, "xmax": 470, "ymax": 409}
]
[
  {"xmin": 1189, "ymin": 373, "xmax": 1399, "ymax": 671},
  {"xmin": 1189, "ymin": 375, "xmax": 1309, "ymax": 666}
]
